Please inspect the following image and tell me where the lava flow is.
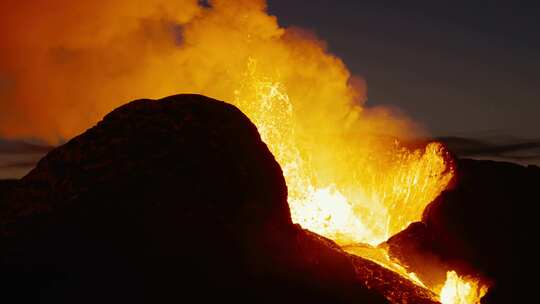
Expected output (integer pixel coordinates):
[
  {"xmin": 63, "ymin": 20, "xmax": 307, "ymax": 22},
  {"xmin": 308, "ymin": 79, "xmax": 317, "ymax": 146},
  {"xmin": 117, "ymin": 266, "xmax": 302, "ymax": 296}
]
[
  {"xmin": 230, "ymin": 57, "xmax": 487, "ymax": 304},
  {"xmin": 233, "ymin": 57, "xmax": 452, "ymax": 247},
  {"xmin": 1, "ymin": 0, "xmax": 488, "ymax": 302},
  {"xmin": 440, "ymin": 271, "xmax": 488, "ymax": 304}
]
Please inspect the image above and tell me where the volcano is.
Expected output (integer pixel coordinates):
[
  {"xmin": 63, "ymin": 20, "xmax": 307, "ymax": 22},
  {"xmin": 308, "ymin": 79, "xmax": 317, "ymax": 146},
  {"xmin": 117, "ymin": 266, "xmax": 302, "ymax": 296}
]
[
  {"xmin": 0, "ymin": 94, "xmax": 435, "ymax": 303},
  {"xmin": 0, "ymin": 94, "xmax": 533, "ymax": 303}
]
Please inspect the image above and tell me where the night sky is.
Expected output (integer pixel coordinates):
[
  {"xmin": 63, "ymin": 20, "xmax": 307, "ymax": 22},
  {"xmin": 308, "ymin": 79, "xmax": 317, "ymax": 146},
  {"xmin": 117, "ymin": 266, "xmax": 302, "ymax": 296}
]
[{"xmin": 268, "ymin": 0, "xmax": 539, "ymax": 138}]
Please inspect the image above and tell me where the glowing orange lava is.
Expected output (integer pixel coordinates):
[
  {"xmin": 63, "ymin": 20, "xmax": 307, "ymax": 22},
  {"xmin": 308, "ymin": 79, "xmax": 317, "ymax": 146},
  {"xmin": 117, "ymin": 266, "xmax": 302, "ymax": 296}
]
[
  {"xmin": 231, "ymin": 58, "xmax": 454, "ymax": 247},
  {"xmin": 440, "ymin": 271, "xmax": 488, "ymax": 304},
  {"xmin": 229, "ymin": 57, "xmax": 470, "ymax": 302}
]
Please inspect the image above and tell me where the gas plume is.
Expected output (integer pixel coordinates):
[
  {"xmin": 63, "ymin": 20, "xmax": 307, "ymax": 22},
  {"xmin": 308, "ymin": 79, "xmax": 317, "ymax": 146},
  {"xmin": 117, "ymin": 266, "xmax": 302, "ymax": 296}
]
[{"xmin": 0, "ymin": 0, "xmax": 416, "ymax": 142}]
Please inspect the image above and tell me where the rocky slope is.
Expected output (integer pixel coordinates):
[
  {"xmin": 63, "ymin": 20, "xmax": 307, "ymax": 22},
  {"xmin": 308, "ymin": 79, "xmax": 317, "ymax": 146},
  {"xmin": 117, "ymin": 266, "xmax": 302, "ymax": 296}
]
[
  {"xmin": 386, "ymin": 158, "xmax": 539, "ymax": 303},
  {"xmin": 0, "ymin": 94, "xmax": 439, "ymax": 303}
]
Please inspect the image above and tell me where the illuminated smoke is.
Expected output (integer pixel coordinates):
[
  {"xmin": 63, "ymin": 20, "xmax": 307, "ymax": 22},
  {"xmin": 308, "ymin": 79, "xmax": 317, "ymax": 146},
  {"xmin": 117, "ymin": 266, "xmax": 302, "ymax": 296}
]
[{"xmin": 0, "ymin": 0, "xmax": 419, "ymax": 142}]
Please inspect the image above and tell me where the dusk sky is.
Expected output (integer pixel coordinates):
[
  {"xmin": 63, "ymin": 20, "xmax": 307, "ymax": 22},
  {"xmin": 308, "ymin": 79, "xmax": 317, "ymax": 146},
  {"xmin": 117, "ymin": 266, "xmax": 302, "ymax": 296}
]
[{"xmin": 268, "ymin": 0, "xmax": 539, "ymax": 138}]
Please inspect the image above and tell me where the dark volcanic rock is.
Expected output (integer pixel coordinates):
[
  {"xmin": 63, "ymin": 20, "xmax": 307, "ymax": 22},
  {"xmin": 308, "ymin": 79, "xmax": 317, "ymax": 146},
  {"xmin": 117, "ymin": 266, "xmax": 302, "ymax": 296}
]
[
  {"xmin": 0, "ymin": 179, "xmax": 17, "ymax": 194},
  {"xmin": 1, "ymin": 94, "xmax": 394, "ymax": 303},
  {"xmin": 349, "ymin": 253, "xmax": 438, "ymax": 304},
  {"xmin": 383, "ymin": 222, "xmax": 448, "ymax": 288},
  {"xmin": 0, "ymin": 179, "xmax": 17, "ymax": 206},
  {"xmin": 386, "ymin": 158, "xmax": 540, "ymax": 303}
]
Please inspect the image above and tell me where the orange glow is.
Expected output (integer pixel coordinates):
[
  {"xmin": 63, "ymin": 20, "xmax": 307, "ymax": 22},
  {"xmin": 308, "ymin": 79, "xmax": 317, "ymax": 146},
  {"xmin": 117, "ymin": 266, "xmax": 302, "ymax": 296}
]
[
  {"xmin": 440, "ymin": 271, "xmax": 488, "ymax": 304},
  {"xmin": 232, "ymin": 58, "xmax": 453, "ymax": 245},
  {"xmin": 0, "ymin": 0, "xmax": 453, "ymax": 246},
  {"xmin": 343, "ymin": 243, "xmax": 428, "ymax": 288},
  {"xmin": 1, "ymin": 1, "xmax": 486, "ymax": 303}
]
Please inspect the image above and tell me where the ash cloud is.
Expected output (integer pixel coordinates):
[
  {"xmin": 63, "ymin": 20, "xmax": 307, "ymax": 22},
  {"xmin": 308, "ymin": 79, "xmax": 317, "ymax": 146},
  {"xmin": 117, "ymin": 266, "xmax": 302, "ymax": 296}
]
[
  {"xmin": 0, "ymin": 0, "xmax": 420, "ymax": 144},
  {"xmin": 0, "ymin": 0, "xmax": 202, "ymax": 142}
]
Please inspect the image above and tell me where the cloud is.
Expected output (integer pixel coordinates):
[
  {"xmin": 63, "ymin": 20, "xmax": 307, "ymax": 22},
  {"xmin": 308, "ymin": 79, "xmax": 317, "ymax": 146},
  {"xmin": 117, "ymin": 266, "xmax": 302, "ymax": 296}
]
[
  {"xmin": 0, "ymin": 0, "xmax": 202, "ymax": 142},
  {"xmin": 0, "ymin": 138, "xmax": 54, "ymax": 154},
  {"xmin": 0, "ymin": 138, "xmax": 52, "ymax": 179},
  {"xmin": 438, "ymin": 136, "xmax": 540, "ymax": 166},
  {"xmin": 0, "ymin": 0, "xmax": 423, "ymax": 145}
]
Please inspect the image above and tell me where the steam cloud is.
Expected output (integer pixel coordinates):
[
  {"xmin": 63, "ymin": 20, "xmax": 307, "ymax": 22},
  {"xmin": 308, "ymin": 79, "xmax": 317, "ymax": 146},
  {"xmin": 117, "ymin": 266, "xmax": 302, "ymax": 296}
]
[{"xmin": 0, "ymin": 0, "xmax": 421, "ymax": 143}]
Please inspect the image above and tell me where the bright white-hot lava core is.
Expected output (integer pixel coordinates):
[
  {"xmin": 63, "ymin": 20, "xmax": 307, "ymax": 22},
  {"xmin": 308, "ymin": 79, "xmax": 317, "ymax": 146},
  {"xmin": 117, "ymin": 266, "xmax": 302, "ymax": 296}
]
[
  {"xmin": 440, "ymin": 271, "xmax": 489, "ymax": 304},
  {"xmin": 233, "ymin": 57, "xmax": 453, "ymax": 247},
  {"xmin": 0, "ymin": 0, "xmax": 488, "ymax": 303}
]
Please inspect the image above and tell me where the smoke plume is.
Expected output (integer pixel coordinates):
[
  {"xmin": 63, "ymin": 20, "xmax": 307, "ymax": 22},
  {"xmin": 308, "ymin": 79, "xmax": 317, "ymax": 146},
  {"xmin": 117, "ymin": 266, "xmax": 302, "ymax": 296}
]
[{"xmin": 0, "ymin": 0, "xmax": 420, "ymax": 143}]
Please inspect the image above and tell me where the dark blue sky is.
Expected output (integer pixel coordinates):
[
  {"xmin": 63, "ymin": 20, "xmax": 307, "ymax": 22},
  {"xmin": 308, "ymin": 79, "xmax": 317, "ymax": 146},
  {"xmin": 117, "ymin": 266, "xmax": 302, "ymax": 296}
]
[{"xmin": 268, "ymin": 0, "xmax": 539, "ymax": 138}]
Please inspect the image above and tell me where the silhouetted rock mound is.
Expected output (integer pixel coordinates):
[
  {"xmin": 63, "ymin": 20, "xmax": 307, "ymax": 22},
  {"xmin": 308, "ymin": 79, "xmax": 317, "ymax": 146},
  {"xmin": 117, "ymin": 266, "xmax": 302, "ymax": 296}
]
[
  {"xmin": 386, "ymin": 158, "xmax": 540, "ymax": 304},
  {"xmin": 1, "ymin": 94, "xmax": 410, "ymax": 303}
]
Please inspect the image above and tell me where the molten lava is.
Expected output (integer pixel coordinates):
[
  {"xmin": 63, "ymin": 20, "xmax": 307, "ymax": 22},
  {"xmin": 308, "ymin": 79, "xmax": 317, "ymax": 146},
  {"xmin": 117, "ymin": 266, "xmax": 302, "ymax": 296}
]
[
  {"xmin": 440, "ymin": 271, "xmax": 488, "ymax": 304},
  {"xmin": 229, "ymin": 58, "xmax": 464, "ymax": 302},
  {"xmin": 232, "ymin": 57, "xmax": 453, "ymax": 247},
  {"xmin": 232, "ymin": 54, "xmax": 486, "ymax": 304}
]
